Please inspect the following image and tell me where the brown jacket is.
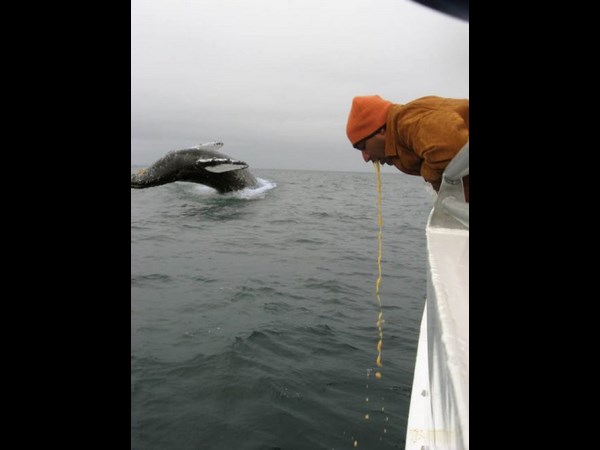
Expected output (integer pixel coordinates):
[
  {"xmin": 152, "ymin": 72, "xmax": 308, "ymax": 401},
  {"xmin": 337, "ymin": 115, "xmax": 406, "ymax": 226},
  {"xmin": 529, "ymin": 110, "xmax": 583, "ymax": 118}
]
[{"xmin": 385, "ymin": 96, "xmax": 469, "ymax": 193}]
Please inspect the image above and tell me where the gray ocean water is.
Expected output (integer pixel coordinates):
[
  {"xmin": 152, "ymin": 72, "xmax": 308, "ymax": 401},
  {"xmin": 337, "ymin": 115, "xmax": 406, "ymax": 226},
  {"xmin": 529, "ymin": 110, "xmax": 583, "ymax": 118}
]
[{"xmin": 131, "ymin": 167, "xmax": 434, "ymax": 450}]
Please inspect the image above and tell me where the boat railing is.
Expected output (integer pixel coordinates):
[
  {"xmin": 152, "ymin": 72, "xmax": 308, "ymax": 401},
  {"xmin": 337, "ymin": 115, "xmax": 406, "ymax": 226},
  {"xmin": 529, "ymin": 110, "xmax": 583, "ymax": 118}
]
[{"xmin": 429, "ymin": 141, "xmax": 469, "ymax": 230}]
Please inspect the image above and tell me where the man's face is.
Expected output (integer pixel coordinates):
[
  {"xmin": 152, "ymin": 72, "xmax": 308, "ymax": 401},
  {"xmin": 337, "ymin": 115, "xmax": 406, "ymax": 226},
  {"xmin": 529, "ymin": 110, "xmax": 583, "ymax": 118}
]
[{"xmin": 358, "ymin": 131, "xmax": 392, "ymax": 165}]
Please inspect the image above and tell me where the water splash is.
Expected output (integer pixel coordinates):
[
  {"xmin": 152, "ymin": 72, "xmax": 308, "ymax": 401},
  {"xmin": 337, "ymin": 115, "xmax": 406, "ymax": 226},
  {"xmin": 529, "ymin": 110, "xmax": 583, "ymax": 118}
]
[{"xmin": 188, "ymin": 177, "xmax": 277, "ymax": 199}]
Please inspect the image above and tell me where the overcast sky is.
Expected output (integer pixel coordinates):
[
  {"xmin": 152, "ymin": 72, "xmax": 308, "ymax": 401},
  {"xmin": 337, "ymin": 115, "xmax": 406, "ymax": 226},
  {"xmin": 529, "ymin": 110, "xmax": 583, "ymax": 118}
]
[{"xmin": 131, "ymin": 0, "xmax": 468, "ymax": 173}]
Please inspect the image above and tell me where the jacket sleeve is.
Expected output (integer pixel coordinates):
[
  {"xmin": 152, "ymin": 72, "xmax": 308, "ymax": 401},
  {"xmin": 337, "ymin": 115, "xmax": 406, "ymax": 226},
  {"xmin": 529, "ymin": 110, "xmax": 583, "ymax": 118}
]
[{"xmin": 404, "ymin": 110, "xmax": 469, "ymax": 190}]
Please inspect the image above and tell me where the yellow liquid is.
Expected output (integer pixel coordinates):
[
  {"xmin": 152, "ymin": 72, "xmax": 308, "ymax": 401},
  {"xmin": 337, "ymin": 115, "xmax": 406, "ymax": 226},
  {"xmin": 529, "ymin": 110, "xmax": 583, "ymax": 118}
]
[
  {"xmin": 374, "ymin": 161, "xmax": 383, "ymax": 377},
  {"xmin": 357, "ymin": 162, "xmax": 390, "ymax": 445}
]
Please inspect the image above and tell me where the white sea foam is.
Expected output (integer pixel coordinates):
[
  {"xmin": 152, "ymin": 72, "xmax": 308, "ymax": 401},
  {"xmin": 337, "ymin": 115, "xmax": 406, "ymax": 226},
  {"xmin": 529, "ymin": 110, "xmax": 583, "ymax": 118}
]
[
  {"xmin": 189, "ymin": 177, "xmax": 276, "ymax": 199},
  {"xmin": 231, "ymin": 177, "xmax": 277, "ymax": 199}
]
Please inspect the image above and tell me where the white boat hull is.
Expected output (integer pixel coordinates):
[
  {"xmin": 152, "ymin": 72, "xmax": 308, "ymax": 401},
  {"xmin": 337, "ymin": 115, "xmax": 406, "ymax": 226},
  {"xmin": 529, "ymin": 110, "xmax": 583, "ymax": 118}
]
[{"xmin": 406, "ymin": 145, "xmax": 469, "ymax": 450}]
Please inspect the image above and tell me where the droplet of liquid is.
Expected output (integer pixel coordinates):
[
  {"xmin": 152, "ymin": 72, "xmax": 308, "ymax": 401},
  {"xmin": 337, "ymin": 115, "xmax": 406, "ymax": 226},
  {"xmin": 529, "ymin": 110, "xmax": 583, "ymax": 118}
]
[
  {"xmin": 375, "ymin": 371, "xmax": 382, "ymax": 380},
  {"xmin": 354, "ymin": 440, "xmax": 358, "ymax": 447}
]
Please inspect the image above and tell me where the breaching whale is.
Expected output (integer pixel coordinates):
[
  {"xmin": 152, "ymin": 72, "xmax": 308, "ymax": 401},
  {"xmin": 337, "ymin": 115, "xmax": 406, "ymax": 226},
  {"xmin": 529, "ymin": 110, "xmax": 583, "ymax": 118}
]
[{"xmin": 131, "ymin": 142, "xmax": 260, "ymax": 194}]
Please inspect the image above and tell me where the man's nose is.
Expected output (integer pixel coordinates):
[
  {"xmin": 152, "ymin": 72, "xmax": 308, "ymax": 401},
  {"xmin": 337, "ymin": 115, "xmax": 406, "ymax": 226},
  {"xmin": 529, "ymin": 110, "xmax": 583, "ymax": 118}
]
[{"xmin": 361, "ymin": 151, "xmax": 371, "ymax": 163}]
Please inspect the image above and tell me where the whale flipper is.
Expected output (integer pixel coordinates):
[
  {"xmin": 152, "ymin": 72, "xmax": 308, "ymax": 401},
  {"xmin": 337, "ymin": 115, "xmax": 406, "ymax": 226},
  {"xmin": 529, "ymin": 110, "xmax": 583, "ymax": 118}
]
[
  {"xmin": 131, "ymin": 143, "xmax": 259, "ymax": 193},
  {"xmin": 196, "ymin": 157, "xmax": 249, "ymax": 173},
  {"xmin": 189, "ymin": 141, "xmax": 225, "ymax": 152}
]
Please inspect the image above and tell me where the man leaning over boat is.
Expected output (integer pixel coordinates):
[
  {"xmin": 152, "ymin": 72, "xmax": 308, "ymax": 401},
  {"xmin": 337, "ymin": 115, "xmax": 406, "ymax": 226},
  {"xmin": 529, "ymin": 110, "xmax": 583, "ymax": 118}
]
[{"xmin": 345, "ymin": 95, "xmax": 469, "ymax": 202}]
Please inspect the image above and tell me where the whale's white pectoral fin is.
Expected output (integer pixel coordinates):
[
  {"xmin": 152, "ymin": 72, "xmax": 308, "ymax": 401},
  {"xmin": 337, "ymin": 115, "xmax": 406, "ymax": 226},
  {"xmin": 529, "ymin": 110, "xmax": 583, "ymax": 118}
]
[
  {"xmin": 205, "ymin": 163, "xmax": 247, "ymax": 173},
  {"xmin": 197, "ymin": 157, "xmax": 248, "ymax": 173}
]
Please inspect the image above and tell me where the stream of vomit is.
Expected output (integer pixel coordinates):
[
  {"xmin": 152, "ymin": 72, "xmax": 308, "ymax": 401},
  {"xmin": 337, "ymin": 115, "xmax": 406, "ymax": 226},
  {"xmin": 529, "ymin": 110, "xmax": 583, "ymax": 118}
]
[
  {"xmin": 374, "ymin": 161, "xmax": 384, "ymax": 379},
  {"xmin": 353, "ymin": 161, "xmax": 386, "ymax": 448}
]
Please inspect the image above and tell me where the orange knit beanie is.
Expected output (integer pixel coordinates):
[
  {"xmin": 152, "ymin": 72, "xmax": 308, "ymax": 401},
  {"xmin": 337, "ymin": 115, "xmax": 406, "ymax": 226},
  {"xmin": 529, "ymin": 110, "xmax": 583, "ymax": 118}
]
[{"xmin": 346, "ymin": 95, "xmax": 393, "ymax": 146}]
